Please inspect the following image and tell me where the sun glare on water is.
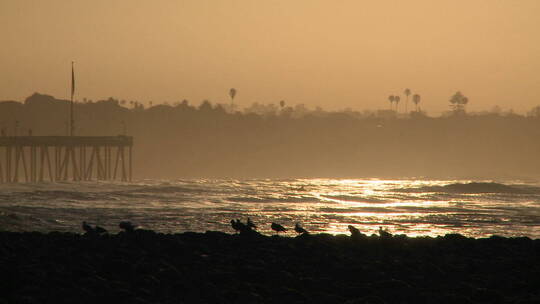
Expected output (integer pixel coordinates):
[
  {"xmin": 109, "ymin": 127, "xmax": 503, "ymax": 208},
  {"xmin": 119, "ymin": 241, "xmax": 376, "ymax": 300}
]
[{"xmin": 0, "ymin": 178, "xmax": 538, "ymax": 239}]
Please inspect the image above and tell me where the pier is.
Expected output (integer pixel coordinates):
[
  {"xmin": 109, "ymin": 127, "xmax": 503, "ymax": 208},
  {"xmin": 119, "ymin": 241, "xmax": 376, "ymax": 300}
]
[{"xmin": 0, "ymin": 136, "xmax": 133, "ymax": 182}]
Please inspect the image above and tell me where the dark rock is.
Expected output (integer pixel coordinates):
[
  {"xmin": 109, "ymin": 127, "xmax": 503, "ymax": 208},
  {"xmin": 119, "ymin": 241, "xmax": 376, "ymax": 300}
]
[{"xmin": 0, "ymin": 230, "xmax": 537, "ymax": 303}]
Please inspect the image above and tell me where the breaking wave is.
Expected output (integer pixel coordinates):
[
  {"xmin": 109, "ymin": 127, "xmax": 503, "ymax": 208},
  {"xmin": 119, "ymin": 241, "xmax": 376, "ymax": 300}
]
[{"xmin": 396, "ymin": 182, "xmax": 540, "ymax": 194}]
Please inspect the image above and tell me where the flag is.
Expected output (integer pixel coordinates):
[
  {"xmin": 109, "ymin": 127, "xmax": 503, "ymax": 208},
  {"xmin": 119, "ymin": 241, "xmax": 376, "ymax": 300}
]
[{"xmin": 71, "ymin": 61, "xmax": 75, "ymax": 100}]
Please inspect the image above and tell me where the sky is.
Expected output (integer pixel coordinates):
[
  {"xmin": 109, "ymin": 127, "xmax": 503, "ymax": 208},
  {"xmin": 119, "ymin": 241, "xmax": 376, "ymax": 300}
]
[{"xmin": 1, "ymin": 0, "xmax": 539, "ymax": 114}]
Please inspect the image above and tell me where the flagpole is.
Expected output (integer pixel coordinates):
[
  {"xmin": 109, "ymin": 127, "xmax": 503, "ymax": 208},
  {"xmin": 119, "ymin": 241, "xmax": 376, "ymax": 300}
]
[{"xmin": 70, "ymin": 61, "xmax": 75, "ymax": 136}]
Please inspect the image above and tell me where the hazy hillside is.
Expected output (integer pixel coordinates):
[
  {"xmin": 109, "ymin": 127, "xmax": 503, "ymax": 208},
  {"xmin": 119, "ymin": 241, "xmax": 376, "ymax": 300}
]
[{"xmin": 1, "ymin": 93, "xmax": 539, "ymax": 179}]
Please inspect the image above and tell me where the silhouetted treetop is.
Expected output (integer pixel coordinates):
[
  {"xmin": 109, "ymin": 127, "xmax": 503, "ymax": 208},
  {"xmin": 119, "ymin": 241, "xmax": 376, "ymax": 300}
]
[{"xmin": 450, "ymin": 91, "xmax": 469, "ymax": 114}]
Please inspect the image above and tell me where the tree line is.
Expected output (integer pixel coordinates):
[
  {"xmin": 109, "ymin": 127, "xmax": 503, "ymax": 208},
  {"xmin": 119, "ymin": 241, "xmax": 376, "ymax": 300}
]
[{"xmin": 1, "ymin": 92, "xmax": 540, "ymax": 179}]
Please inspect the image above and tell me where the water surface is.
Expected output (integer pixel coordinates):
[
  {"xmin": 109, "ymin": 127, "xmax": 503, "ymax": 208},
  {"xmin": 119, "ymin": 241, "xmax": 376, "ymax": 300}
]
[{"xmin": 0, "ymin": 179, "xmax": 538, "ymax": 238}]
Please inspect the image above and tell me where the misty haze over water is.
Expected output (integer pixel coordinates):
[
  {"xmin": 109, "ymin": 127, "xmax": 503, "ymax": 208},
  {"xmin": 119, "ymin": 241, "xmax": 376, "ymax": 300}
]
[{"xmin": 2, "ymin": 93, "xmax": 540, "ymax": 179}]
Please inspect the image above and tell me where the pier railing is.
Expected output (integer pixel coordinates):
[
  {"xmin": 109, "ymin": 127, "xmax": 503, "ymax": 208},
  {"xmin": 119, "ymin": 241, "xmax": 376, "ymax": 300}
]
[{"xmin": 0, "ymin": 136, "xmax": 133, "ymax": 182}]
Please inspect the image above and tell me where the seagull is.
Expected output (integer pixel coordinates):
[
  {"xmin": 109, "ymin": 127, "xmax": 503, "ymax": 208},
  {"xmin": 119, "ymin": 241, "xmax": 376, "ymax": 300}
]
[
  {"xmin": 82, "ymin": 221, "xmax": 94, "ymax": 234},
  {"xmin": 348, "ymin": 225, "xmax": 361, "ymax": 238},
  {"xmin": 119, "ymin": 221, "xmax": 136, "ymax": 233},
  {"xmin": 294, "ymin": 223, "xmax": 308, "ymax": 235},
  {"xmin": 231, "ymin": 219, "xmax": 259, "ymax": 235},
  {"xmin": 378, "ymin": 226, "xmax": 392, "ymax": 238},
  {"xmin": 246, "ymin": 218, "xmax": 257, "ymax": 230},
  {"xmin": 271, "ymin": 222, "xmax": 287, "ymax": 235},
  {"xmin": 231, "ymin": 219, "xmax": 242, "ymax": 233},
  {"xmin": 94, "ymin": 225, "xmax": 108, "ymax": 235}
]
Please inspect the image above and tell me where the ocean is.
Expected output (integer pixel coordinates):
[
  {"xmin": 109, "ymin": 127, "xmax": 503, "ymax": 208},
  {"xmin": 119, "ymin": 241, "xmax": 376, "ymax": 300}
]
[{"xmin": 0, "ymin": 179, "xmax": 538, "ymax": 239}]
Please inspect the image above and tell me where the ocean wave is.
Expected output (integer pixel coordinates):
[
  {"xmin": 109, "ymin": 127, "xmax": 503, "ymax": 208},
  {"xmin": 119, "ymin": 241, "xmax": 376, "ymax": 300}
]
[
  {"xmin": 123, "ymin": 185, "xmax": 202, "ymax": 194},
  {"xmin": 0, "ymin": 211, "xmax": 20, "ymax": 220},
  {"xmin": 0, "ymin": 178, "xmax": 539, "ymax": 238},
  {"xmin": 318, "ymin": 206, "xmax": 399, "ymax": 214},
  {"xmin": 396, "ymin": 182, "xmax": 540, "ymax": 194},
  {"xmin": 321, "ymin": 195, "xmax": 387, "ymax": 203},
  {"xmin": 14, "ymin": 190, "xmax": 100, "ymax": 201},
  {"xmin": 0, "ymin": 185, "xmax": 202, "ymax": 203},
  {"xmin": 227, "ymin": 195, "xmax": 317, "ymax": 203}
]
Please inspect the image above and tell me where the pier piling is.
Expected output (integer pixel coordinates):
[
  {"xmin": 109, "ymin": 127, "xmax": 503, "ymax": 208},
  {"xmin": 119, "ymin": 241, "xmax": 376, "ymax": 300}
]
[{"xmin": 0, "ymin": 136, "xmax": 133, "ymax": 182}]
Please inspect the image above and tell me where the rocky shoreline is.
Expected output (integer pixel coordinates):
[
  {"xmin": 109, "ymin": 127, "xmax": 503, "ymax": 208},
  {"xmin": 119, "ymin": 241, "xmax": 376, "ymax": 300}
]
[{"xmin": 1, "ymin": 230, "xmax": 539, "ymax": 303}]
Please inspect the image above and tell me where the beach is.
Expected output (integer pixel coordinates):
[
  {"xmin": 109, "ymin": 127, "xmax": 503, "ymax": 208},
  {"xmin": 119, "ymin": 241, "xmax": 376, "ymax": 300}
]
[{"xmin": 1, "ymin": 230, "xmax": 538, "ymax": 303}]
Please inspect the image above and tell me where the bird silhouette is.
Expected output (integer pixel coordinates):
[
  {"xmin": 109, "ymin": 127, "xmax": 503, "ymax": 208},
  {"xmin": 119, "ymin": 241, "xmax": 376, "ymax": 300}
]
[
  {"xmin": 82, "ymin": 221, "xmax": 94, "ymax": 234},
  {"xmin": 348, "ymin": 225, "xmax": 361, "ymax": 238},
  {"xmin": 231, "ymin": 219, "xmax": 258, "ymax": 235},
  {"xmin": 271, "ymin": 222, "xmax": 287, "ymax": 235},
  {"xmin": 230, "ymin": 219, "xmax": 244, "ymax": 233},
  {"xmin": 378, "ymin": 226, "xmax": 392, "ymax": 238},
  {"xmin": 119, "ymin": 221, "xmax": 136, "ymax": 233},
  {"xmin": 246, "ymin": 218, "xmax": 257, "ymax": 230},
  {"xmin": 294, "ymin": 223, "xmax": 308, "ymax": 235},
  {"xmin": 230, "ymin": 219, "xmax": 239, "ymax": 232},
  {"xmin": 94, "ymin": 225, "xmax": 108, "ymax": 235}
]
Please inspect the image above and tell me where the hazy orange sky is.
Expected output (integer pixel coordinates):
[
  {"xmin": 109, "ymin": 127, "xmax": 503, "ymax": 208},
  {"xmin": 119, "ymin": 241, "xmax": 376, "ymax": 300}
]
[{"xmin": 1, "ymin": 0, "xmax": 539, "ymax": 114}]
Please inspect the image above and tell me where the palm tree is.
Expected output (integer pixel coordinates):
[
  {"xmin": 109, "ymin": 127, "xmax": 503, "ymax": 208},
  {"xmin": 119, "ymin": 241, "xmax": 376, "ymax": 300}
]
[
  {"xmin": 404, "ymin": 88, "xmax": 411, "ymax": 113},
  {"xmin": 229, "ymin": 88, "xmax": 237, "ymax": 112},
  {"xmin": 412, "ymin": 94, "xmax": 421, "ymax": 112},
  {"xmin": 394, "ymin": 96, "xmax": 401, "ymax": 112},
  {"xmin": 388, "ymin": 95, "xmax": 395, "ymax": 110},
  {"xmin": 449, "ymin": 91, "xmax": 469, "ymax": 114}
]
